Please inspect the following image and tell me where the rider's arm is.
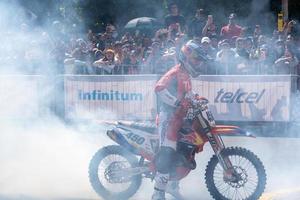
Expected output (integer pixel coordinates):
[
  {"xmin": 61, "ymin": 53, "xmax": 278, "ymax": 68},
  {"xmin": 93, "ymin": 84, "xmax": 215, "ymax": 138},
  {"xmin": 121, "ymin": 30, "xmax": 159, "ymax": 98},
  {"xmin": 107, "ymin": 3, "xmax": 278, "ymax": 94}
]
[
  {"xmin": 155, "ymin": 67, "xmax": 180, "ymax": 107},
  {"xmin": 156, "ymin": 89, "xmax": 180, "ymax": 107}
]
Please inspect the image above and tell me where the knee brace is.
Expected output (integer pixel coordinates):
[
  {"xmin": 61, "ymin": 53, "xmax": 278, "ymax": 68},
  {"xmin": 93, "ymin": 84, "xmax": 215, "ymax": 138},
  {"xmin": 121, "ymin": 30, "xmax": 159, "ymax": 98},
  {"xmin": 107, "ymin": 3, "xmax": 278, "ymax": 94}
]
[{"xmin": 155, "ymin": 146, "xmax": 176, "ymax": 174}]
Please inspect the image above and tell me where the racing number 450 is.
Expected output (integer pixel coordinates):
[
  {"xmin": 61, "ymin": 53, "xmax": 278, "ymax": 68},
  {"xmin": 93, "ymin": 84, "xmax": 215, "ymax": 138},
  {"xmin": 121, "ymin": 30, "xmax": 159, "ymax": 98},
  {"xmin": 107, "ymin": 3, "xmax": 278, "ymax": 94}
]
[{"xmin": 126, "ymin": 132, "xmax": 145, "ymax": 145}]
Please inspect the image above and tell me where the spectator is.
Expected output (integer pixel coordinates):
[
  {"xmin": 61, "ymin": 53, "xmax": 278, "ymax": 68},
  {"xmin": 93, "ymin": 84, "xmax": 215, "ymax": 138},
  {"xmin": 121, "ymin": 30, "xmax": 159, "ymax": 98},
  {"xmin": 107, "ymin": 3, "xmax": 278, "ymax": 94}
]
[
  {"xmin": 123, "ymin": 50, "xmax": 140, "ymax": 74},
  {"xmin": 232, "ymin": 38, "xmax": 251, "ymax": 74},
  {"xmin": 141, "ymin": 36, "xmax": 152, "ymax": 56},
  {"xmin": 274, "ymin": 43, "xmax": 299, "ymax": 74},
  {"xmin": 233, "ymin": 37, "xmax": 249, "ymax": 59},
  {"xmin": 253, "ymin": 25, "xmax": 262, "ymax": 45},
  {"xmin": 200, "ymin": 37, "xmax": 216, "ymax": 59},
  {"xmin": 153, "ymin": 34, "xmax": 177, "ymax": 74},
  {"xmin": 254, "ymin": 44, "xmax": 276, "ymax": 74},
  {"xmin": 202, "ymin": 14, "xmax": 217, "ymax": 38},
  {"xmin": 164, "ymin": 2, "xmax": 186, "ymax": 34},
  {"xmin": 155, "ymin": 29, "xmax": 169, "ymax": 48},
  {"xmin": 271, "ymin": 29, "xmax": 280, "ymax": 42},
  {"xmin": 64, "ymin": 50, "xmax": 89, "ymax": 74},
  {"xmin": 257, "ymin": 35, "xmax": 268, "ymax": 47},
  {"xmin": 64, "ymin": 38, "xmax": 94, "ymax": 74},
  {"xmin": 113, "ymin": 41, "xmax": 124, "ymax": 64},
  {"xmin": 105, "ymin": 24, "xmax": 118, "ymax": 43},
  {"xmin": 143, "ymin": 41, "xmax": 160, "ymax": 73},
  {"xmin": 121, "ymin": 32, "xmax": 134, "ymax": 44},
  {"xmin": 14, "ymin": 4, "xmax": 300, "ymax": 77},
  {"xmin": 284, "ymin": 20, "xmax": 298, "ymax": 40},
  {"xmin": 274, "ymin": 39, "xmax": 285, "ymax": 59},
  {"xmin": 95, "ymin": 24, "xmax": 118, "ymax": 51},
  {"xmin": 244, "ymin": 37, "xmax": 254, "ymax": 57},
  {"xmin": 93, "ymin": 49, "xmax": 116, "ymax": 74},
  {"xmin": 87, "ymin": 29, "xmax": 97, "ymax": 47},
  {"xmin": 220, "ymin": 13, "xmax": 243, "ymax": 42},
  {"xmin": 188, "ymin": 8, "xmax": 206, "ymax": 38},
  {"xmin": 215, "ymin": 40, "xmax": 236, "ymax": 74},
  {"xmin": 286, "ymin": 34, "xmax": 296, "ymax": 46}
]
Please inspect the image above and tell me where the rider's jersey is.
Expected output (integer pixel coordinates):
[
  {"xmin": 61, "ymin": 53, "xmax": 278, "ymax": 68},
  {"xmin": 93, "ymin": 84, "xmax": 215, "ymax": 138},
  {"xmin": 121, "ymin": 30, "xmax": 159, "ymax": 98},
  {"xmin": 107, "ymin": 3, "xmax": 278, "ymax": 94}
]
[{"xmin": 155, "ymin": 64, "xmax": 192, "ymax": 112}]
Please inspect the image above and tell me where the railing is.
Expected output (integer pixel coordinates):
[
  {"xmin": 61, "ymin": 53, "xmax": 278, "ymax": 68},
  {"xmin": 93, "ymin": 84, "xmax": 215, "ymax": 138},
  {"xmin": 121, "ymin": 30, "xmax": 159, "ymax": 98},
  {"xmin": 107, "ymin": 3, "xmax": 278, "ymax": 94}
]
[{"xmin": 64, "ymin": 62, "xmax": 300, "ymax": 76}]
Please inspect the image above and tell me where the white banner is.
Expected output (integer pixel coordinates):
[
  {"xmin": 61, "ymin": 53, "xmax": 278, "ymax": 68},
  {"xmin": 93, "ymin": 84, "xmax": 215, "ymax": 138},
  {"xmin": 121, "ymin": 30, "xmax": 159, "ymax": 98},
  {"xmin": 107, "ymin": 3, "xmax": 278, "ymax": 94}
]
[
  {"xmin": 0, "ymin": 75, "xmax": 41, "ymax": 119},
  {"xmin": 193, "ymin": 76, "xmax": 291, "ymax": 121},
  {"xmin": 64, "ymin": 75, "xmax": 158, "ymax": 120},
  {"xmin": 64, "ymin": 75, "xmax": 292, "ymax": 122}
]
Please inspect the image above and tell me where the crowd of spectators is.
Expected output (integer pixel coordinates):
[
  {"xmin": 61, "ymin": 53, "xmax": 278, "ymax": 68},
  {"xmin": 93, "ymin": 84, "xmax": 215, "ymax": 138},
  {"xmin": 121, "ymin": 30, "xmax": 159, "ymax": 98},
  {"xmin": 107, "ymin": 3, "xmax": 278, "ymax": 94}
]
[{"xmin": 3, "ymin": 2, "xmax": 300, "ymax": 76}]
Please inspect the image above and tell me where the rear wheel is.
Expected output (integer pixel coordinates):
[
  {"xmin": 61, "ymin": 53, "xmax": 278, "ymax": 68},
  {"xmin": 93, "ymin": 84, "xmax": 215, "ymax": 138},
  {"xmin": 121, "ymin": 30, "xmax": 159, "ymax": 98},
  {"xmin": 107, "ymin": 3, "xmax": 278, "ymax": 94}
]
[
  {"xmin": 88, "ymin": 145, "xmax": 142, "ymax": 200},
  {"xmin": 205, "ymin": 147, "xmax": 266, "ymax": 200}
]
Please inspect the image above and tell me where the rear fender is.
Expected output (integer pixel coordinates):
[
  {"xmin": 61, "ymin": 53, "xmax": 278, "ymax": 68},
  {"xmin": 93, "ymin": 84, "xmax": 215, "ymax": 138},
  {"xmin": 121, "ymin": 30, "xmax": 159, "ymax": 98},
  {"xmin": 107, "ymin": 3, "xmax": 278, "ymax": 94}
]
[
  {"xmin": 107, "ymin": 128, "xmax": 139, "ymax": 154},
  {"xmin": 107, "ymin": 128, "xmax": 155, "ymax": 161},
  {"xmin": 211, "ymin": 125, "xmax": 255, "ymax": 137}
]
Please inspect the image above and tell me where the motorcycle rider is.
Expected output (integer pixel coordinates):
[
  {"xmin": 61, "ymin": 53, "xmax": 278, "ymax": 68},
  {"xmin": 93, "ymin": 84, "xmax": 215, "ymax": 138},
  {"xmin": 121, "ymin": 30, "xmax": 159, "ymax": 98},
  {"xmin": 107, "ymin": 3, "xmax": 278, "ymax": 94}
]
[{"xmin": 152, "ymin": 40, "xmax": 209, "ymax": 200}]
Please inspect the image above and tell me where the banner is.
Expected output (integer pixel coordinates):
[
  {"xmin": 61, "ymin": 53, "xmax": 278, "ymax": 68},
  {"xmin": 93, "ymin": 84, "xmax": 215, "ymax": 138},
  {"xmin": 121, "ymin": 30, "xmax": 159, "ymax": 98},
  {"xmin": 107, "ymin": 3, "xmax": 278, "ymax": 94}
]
[
  {"xmin": 0, "ymin": 75, "xmax": 293, "ymax": 122},
  {"xmin": 64, "ymin": 75, "xmax": 158, "ymax": 120},
  {"xmin": 193, "ymin": 76, "xmax": 291, "ymax": 121},
  {"xmin": 0, "ymin": 75, "xmax": 41, "ymax": 119},
  {"xmin": 64, "ymin": 75, "xmax": 292, "ymax": 122}
]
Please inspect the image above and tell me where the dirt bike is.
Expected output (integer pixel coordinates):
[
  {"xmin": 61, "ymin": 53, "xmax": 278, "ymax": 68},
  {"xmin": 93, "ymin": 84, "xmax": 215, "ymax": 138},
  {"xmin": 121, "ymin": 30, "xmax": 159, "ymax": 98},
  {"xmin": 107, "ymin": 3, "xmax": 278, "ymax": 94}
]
[{"xmin": 88, "ymin": 95, "xmax": 267, "ymax": 200}]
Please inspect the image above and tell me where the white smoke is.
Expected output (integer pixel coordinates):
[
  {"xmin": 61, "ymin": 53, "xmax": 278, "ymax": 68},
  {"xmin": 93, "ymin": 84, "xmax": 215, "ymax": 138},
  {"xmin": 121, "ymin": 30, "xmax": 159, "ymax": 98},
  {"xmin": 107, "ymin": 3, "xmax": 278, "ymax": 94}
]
[
  {"xmin": 0, "ymin": 117, "xmax": 115, "ymax": 199},
  {"xmin": 1, "ymin": 1, "xmax": 300, "ymax": 200},
  {"xmin": 0, "ymin": 1, "xmax": 113, "ymax": 199}
]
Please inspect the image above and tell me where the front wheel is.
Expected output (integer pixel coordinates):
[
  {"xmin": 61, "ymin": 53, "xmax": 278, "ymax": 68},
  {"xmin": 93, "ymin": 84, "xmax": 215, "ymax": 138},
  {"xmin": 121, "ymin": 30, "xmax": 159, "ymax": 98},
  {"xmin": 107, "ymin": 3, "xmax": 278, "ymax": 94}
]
[
  {"xmin": 88, "ymin": 145, "xmax": 142, "ymax": 200},
  {"xmin": 205, "ymin": 147, "xmax": 267, "ymax": 200}
]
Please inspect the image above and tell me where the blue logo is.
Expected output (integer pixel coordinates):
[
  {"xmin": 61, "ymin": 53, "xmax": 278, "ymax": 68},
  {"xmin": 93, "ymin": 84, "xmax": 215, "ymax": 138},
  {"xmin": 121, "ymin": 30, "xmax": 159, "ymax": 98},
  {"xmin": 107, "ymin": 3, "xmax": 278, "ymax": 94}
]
[
  {"xmin": 78, "ymin": 90, "xmax": 143, "ymax": 101},
  {"xmin": 214, "ymin": 88, "xmax": 265, "ymax": 103}
]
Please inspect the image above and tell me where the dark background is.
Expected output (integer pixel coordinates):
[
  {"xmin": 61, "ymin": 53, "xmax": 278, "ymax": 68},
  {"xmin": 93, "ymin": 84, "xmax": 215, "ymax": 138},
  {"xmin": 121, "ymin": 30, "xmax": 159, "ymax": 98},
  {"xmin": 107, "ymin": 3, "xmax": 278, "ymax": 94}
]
[{"xmin": 16, "ymin": 0, "xmax": 300, "ymax": 33}]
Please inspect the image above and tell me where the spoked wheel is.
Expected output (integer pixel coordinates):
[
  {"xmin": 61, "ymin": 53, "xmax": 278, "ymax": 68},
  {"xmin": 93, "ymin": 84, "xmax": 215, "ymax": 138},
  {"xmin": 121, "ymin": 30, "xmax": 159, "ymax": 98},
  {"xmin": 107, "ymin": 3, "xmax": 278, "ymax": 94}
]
[
  {"xmin": 88, "ymin": 145, "xmax": 142, "ymax": 200},
  {"xmin": 205, "ymin": 147, "xmax": 267, "ymax": 200}
]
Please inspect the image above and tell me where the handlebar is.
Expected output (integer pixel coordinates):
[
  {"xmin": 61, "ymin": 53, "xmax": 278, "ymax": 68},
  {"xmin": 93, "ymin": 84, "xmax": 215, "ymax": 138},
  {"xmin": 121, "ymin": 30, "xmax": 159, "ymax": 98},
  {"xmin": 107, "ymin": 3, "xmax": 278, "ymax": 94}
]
[
  {"xmin": 184, "ymin": 92, "xmax": 216, "ymax": 127},
  {"xmin": 185, "ymin": 91, "xmax": 209, "ymax": 110}
]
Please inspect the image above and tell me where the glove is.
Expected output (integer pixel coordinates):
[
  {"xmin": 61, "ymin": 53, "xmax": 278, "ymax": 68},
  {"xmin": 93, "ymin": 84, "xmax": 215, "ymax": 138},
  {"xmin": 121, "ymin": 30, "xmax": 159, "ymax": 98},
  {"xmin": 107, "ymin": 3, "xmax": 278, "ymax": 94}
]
[{"xmin": 178, "ymin": 98, "xmax": 191, "ymax": 109}]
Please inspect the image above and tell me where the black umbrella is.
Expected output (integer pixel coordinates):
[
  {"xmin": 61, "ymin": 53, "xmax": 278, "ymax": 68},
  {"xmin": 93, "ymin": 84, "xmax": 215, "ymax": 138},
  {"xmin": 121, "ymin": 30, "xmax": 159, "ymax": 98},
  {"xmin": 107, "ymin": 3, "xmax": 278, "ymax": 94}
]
[{"xmin": 124, "ymin": 17, "xmax": 161, "ymax": 31}]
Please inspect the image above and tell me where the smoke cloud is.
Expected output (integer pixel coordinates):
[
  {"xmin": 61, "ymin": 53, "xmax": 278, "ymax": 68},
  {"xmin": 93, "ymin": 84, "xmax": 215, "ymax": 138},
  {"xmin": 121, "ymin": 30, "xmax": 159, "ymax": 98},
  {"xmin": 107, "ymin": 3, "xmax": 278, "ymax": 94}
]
[
  {"xmin": 0, "ymin": 1, "xmax": 300, "ymax": 200},
  {"xmin": 0, "ymin": 1, "xmax": 112, "ymax": 199}
]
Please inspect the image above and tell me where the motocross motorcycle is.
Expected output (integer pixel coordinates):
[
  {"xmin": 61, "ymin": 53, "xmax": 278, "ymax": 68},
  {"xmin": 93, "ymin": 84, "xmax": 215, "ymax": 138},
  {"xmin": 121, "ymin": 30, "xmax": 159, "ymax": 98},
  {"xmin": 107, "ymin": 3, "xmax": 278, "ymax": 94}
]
[{"xmin": 88, "ymin": 95, "xmax": 267, "ymax": 200}]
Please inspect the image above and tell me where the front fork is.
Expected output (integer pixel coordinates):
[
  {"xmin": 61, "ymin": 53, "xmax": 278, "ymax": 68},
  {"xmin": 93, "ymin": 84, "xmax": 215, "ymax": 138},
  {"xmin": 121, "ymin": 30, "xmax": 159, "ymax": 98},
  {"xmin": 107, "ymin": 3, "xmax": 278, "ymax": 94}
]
[
  {"xmin": 207, "ymin": 132, "xmax": 232, "ymax": 169},
  {"xmin": 197, "ymin": 112, "xmax": 235, "ymax": 180},
  {"xmin": 206, "ymin": 132, "xmax": 238, "ymax": 183}
]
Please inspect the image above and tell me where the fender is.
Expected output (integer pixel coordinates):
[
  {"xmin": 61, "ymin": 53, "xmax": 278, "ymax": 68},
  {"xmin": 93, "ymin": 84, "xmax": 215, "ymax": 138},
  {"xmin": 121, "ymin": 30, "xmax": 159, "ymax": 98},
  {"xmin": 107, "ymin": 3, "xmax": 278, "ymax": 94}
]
[
  {"xmin": 107, "ymin": 128, "xmax": 155, "ymax": 161},
  {"xmin": 107, "ymin": 129, "xmax": 139, "ymax": 154},
  {"xmin": 211, "ymin": 125, "xmax": 255, "ymax": 138}
]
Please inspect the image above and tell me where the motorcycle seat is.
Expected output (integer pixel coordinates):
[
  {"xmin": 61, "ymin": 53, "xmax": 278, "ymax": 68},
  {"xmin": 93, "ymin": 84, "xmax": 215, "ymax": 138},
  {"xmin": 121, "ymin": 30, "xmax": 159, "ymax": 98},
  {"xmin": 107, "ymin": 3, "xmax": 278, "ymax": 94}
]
[{"xmin": 117, "ymin": 121, "xmax": 157, "ymax": 134}]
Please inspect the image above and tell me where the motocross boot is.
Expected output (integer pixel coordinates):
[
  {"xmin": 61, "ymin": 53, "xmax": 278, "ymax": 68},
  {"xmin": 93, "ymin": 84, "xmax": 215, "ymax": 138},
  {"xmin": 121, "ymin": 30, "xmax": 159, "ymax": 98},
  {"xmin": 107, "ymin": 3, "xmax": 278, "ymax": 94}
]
[
  {"xmin": 166, "ymin": 181, "xmax": 184, "ymax": 200},
  {"xmin": 151, "ymin": 188, "xmax": 166, "ymax": 200}
]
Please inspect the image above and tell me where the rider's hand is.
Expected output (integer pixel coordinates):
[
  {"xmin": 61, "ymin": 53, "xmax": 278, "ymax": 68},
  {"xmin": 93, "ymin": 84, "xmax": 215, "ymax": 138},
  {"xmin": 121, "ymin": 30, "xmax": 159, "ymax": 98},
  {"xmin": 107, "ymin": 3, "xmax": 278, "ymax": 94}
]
[{"xmin": 178, "ymin": 98, "xmax": 191, "ymax": 109}]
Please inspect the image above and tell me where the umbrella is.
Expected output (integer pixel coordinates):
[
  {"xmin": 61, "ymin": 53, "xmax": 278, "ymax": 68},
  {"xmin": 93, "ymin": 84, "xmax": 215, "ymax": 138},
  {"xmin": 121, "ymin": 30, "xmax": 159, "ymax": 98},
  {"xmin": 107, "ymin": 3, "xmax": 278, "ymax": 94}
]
[{"xmin": 124, "ymin": 17, "xmax": 161, "ymax": 31}]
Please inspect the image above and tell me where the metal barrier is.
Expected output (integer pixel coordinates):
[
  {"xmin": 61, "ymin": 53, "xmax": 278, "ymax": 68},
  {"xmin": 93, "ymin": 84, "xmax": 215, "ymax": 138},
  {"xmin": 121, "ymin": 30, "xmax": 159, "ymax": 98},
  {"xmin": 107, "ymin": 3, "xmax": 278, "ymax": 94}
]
[{"xmin": 64, "ymin": 62, "xmax": 300, "ymax": 76}]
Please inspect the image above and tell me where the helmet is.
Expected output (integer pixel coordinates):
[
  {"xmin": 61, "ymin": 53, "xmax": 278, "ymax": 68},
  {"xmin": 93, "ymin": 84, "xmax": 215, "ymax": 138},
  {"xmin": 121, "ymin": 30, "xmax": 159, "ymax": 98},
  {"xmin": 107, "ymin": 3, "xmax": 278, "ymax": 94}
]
[{"xmin": 178, "ymin": 40, "xmax": 209, "ymax": 77}]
